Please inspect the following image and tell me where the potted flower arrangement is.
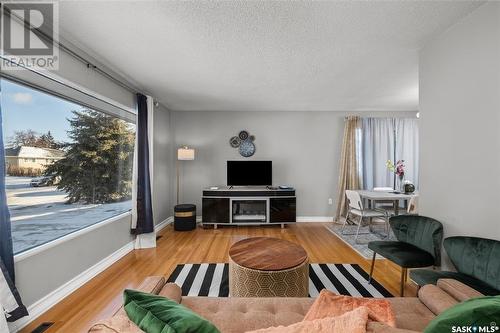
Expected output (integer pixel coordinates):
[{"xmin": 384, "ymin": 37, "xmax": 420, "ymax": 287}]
[{"xmin": 386, "ymin": 160, "xmax": 405, "ymax": 192}]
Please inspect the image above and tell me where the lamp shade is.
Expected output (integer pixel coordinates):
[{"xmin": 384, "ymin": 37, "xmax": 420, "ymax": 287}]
[{"xmin": 178, "ymin": 147, "xmax": 195, "ymax": 160}]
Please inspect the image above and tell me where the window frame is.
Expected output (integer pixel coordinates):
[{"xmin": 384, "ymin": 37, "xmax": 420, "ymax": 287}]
[{"xmin": 1, "ymin": 70, "xmax": 137, "ymax": 261}]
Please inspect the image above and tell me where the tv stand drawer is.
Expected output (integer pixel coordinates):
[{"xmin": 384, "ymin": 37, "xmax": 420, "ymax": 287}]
[{"xmin": 202, "ymin": 198, "xmax": 230, "ymax": 223}]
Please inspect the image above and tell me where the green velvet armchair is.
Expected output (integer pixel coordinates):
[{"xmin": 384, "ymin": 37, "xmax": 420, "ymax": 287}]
[
  {"xmin": 367, "ymin": 215, "xmax": 443, "ymax": 296},
  {"xmin": 410, "ymin": 236, "xmax": 500, "ymax": 295}
]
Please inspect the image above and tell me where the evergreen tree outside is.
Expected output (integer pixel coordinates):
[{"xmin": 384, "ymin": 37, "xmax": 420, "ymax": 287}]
[{"xmin": 45, "ymin": 109, "xmax": 135, "ymax": 204}]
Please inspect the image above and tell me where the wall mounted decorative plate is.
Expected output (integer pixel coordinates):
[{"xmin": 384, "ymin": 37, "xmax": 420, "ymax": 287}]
[
  {"xmin": 239, "ymin": 140, "xmax": 255, "ymax": 157},
  {"xmin": 238, "ymin": 130, "xmax": 249, "ymax": 140},
  {"xmin": 229, "ymin": 136, "xmax": 241, "ymax": 148}
]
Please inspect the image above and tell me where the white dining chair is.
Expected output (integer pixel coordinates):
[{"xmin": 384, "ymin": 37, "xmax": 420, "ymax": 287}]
[
  {"xmin": 407, "ymin": 196, "xmax": 419, "ymax": 214},
  {"xmin": 342, "ymin": 190, "xmax": 389, "ymax": 242}
]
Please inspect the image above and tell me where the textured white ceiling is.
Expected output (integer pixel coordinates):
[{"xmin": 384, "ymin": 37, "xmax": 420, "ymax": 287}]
[{"xmin": 58, "ymin": 1, "xmax": 483, "ymax": 112}]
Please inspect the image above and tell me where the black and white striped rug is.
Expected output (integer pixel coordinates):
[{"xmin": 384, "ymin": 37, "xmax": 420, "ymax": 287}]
[{"xmin": 167, "ymin": 263, "xmax": 392, "ymax": 298}]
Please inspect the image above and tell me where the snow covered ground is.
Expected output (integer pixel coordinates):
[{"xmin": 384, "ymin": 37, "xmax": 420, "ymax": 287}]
[{"xmin": 6, "ymin": 177, "xmax": 131, "ymax": 254}]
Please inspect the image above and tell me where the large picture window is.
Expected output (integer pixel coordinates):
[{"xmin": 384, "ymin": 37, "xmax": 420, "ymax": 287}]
[{"xmin": 1, "ymin": 79, "xmax": 135, "ymax": 254}]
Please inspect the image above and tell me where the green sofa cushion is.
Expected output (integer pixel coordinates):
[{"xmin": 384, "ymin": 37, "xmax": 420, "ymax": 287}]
[
  {"xmin": 424, "ymin": 296, "xmax": 500, "ymax": 333},
  {"xmin": 410, "ymin": 269, "xmax": 500, "ymax": 296},
  {"xmin": 444, "ymin": 237, "xmax": 500, "ymax": 292},
  {"xmin": 368, "ymin": 241, "xmax": 435, "ymax": 268},
  {"xmin": 124, "ymin": 289, "xmax": 220, "ymax": 333}
]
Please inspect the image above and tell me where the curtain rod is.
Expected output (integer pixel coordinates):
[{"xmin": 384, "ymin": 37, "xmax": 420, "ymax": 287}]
[{"xmin": 3, "ymin": 6, "xmax": 141, "ymax": 95}]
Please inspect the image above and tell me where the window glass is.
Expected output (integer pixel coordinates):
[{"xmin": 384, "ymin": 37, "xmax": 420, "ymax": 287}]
[{"xmin": 1, "ymin": 79, "xmax": 135, "ymax": 254}]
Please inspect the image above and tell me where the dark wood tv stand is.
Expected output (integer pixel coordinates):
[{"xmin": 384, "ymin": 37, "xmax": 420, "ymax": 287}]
[{"xmin": 202, "ymin": 187, "xmax": 296, "ymax": 229}]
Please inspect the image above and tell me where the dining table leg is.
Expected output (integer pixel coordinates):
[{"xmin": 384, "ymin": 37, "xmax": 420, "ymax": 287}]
[{"xmin": 393, "ymin": 200, "xmax": 399, "ymax": 215}]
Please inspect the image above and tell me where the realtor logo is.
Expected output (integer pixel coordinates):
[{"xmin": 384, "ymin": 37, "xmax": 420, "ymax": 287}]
[{"xmin": 1, "ymin": 1, "xmax": 59, "ymax": 70}]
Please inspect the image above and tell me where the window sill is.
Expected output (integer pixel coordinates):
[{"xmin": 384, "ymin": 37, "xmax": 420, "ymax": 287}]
[{"xmin": 14, "ymin": 211, "xmax": 132, "ymax": 263}]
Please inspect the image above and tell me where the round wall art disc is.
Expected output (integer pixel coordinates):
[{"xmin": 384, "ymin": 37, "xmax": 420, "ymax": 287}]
[
  {"xmin": 229, "ymin": 136, "xmax": 241, "ymax": 148},
  {"xmin": 238, "ymin": 130, "xmax": 249, "ymax": 140},
  {"xmin": 239, "ymin": 140, "xmax": 255, "ymax": 157}
]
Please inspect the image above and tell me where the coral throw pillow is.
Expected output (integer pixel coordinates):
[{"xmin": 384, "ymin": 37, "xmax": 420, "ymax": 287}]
[
  {"xmin": 303, "ymin": 289, "xmax": 396, "ymax": 327},
  {"xmin": 246, "ymin": 307, "xmax": 369, "ymax": 333}
]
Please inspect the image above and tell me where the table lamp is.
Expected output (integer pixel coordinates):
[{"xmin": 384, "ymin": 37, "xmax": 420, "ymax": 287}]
[{"xmin": 177, "ymin": 146, "xmax": 195, "ymax": 204}]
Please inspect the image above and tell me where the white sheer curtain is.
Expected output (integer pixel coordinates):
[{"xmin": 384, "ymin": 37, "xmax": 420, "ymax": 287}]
[
  {"xmin": 361, "ymin": 118, "xmax": 419, "ymax": 190},
  {"xmin": 395, "ymin": 118, "xmax": 419, "ymax": 187},
  {"xmin": 362, "ymin": 118, "xmax": 395, "ymax": 190}
]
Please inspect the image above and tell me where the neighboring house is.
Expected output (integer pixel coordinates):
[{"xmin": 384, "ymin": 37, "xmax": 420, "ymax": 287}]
[{"xmin": 4, "ymin": 146, "xmax": 65, "ymax": 172}]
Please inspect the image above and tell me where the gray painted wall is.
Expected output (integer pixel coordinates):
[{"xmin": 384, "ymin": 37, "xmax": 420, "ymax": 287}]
[
  {"xmin": 153, "ymin": 105, "xmax": 175, "ymax": 224},
  {"xmin": 172, "ymin": 110, "xmax": 416, "ymax": 217},
  {"xmin": 419, "ymin": 2, "xmax": 500, "ymax": 268},
  {"xmin": 15, "ymin": 215, "xmax": 133, "ymax": 306}
]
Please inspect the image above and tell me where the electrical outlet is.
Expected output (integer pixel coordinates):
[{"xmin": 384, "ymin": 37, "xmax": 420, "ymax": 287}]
[{"xmin": 328, "ymin": 198, "xmax": 333, "ymax": 205}]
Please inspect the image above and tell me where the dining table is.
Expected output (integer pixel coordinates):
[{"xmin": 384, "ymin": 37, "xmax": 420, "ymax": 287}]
[{"xmin": 355, "ymin": 190, "xmax": 417, "ymax": 215}]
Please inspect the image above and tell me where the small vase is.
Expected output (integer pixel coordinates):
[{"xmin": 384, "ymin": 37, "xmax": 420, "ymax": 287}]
[{"xmin": 396, "ymin": 176, "xmax": 405, "ymax": 193}]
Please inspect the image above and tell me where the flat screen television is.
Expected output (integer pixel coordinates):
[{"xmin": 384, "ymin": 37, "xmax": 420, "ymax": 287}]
[{"xmin": 227, "ymin": 161, "xmax": 272, "ymax": 186}]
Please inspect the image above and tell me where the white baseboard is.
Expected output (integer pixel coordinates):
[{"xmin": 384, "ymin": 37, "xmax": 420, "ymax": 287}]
[
  {"xmin": 297, "ymin": 216, "xmax": 334, "ymax": 222},
  {"xmin": 10, "ymin": 241, "xmax": 135, "ymax": 332},
  {"xmin": 155, "ymin": 216, "xmax": 173, "ymax": 232}
]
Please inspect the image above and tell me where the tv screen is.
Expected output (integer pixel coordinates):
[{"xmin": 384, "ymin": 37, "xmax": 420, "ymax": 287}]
[{"xmin": 227, "ymin": 161, "xmax": 272, "ymax": 186}]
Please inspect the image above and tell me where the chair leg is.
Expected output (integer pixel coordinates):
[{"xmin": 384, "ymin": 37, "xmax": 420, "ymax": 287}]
[
  {"xmin": 400, "ymin": 268, "xmax": 407, "ymax": 297},
  {"xmin": 341, "ymin": 209, "xmax": 350, "ymax": 234},
  {"xmin": 354, "ymin": 215, "xmax": 363, "ymax": 243},
  {"xmin": 385, "ymin": 215, "xmax": 390, "ymax": 238},
  {"xmin": 368, "ymin": 252, "xmax": 376, "ymax": 283}
]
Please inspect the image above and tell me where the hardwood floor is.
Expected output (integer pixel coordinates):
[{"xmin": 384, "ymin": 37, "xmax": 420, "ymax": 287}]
[{"xmin": 21, "ymin": 222, "xmax": 417, "ymax": 333}]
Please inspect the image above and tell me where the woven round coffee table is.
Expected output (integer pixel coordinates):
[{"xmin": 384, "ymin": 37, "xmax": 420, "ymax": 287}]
[{"xmin": 228, "ymin": 237, "xmax": 309, "ymax": 297}]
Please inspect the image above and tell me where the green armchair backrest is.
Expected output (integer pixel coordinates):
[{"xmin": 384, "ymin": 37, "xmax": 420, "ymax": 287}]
[
  {"xmin": 444, "ymin": 236, "xmax": 500, "ymax": 291},
  {"xmin": 390, "ymin": 215, "xmax": 444, "ymax": 266}
]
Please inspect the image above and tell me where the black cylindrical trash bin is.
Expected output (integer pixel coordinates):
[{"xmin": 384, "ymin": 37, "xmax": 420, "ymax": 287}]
[{"xmin": 174, "ymin": 204, "xmax": 196, "ymax": 231}]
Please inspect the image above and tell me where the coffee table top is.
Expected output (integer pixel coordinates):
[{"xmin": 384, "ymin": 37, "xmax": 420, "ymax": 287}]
[{"xmin": 228, "ymin": 237, "xmax": 308, "ymax": 271}]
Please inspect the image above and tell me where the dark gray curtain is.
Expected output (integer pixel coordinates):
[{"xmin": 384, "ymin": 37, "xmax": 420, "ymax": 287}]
[
  {"xmin": 131, "ymin": 93, "xmax": 154, "ymax": 234},
  {"xmin": 0, "ymin": 87, "xmax": 28, "ymax": 321}
]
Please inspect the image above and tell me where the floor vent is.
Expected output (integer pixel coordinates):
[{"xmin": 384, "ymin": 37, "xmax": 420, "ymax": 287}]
[
  {"xmin": 156, "ymin": 235, "xmax": 162, "ymax": 240},
  {"xmin": 31, "ymin": 322, "xmax": 55, "ymax": 333}
]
